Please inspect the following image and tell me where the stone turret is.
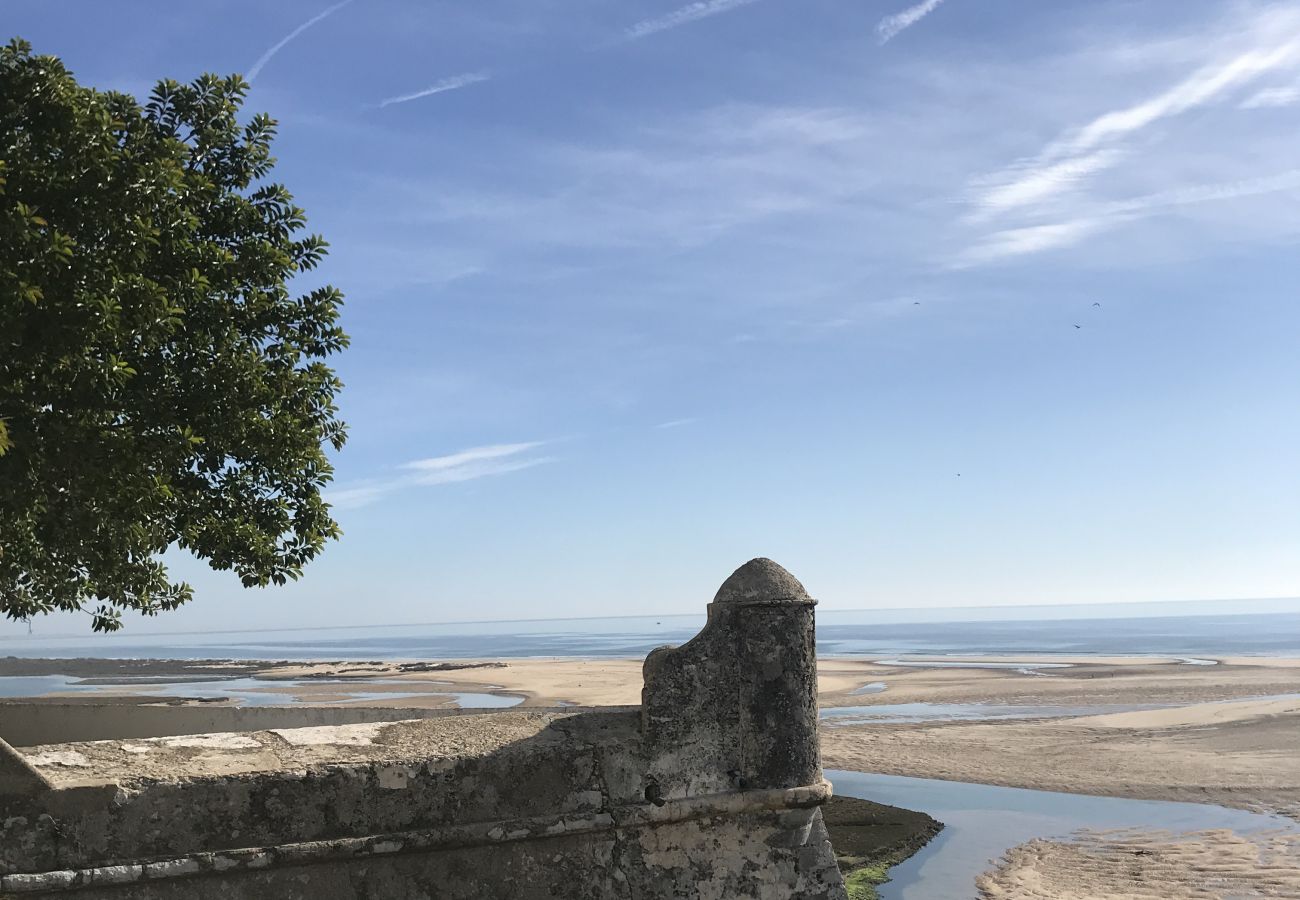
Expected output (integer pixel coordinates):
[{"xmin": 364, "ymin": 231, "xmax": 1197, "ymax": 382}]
[{"xmin": 642, "ymin": 557, "xmax": 821, "ymax": 798}]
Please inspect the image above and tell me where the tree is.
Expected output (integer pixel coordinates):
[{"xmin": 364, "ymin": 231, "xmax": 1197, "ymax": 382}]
[{"xmin": 0, "ymin": 40, "xmax": 349, "ymax": 631}]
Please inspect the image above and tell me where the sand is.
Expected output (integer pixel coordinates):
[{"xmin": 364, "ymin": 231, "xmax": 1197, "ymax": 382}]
[
  {"xmin": 1067, "ymin": 694, "xmax": 1300, "ymax": 728},
  {"xmin": 814, "ymin": 656, "xmax": 1300, "ymax": 899},
  {"xmin": 818, "ymin": 656, "xmax": 1300, "ymax": 820},
  {"xmin": 247, "ymin": 658, "xmax": 650, "ymax": 708},
  {"xmin": 976, "ymin": 829, "xmax": 1300, "ymax": 899},
  {"xmin": 0, "ymin": 657, "xmax": 648, "ymax": 709}
]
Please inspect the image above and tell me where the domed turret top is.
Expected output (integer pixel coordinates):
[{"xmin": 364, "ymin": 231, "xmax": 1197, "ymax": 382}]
[{"xmin": 712, "ymin": 558, "xmax": 812, "ymax": 605}]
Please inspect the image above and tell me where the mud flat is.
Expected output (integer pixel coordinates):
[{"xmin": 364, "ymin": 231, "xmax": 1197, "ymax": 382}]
[{"xmin": 822, "ymin": 795, "xmax": 943, "ymax": 900}]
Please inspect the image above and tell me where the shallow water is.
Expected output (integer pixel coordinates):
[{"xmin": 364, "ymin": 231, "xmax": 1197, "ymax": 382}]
[
  {"xmin": 820, "ymin": 701, "xmax": 1159, "ymax": 724},
  {"xmin": 849, "ymin": 681, "xmax": 888, "ymax": 695},
  {"xmin": 0, "ymin": 674, "xmax": 523, "ymax": 709},
  {"xmin": 827, "ymin": 771, "xmax": 1297, "ymax": 900},
  {"xmin": 0, "ymin": 675, "xmax": 102, "ymax": 698},
  {"xmin": 821, "ymin": 691, "xmax": 1300, "ymax": 725},
  {"xmin": 874, "ymin": 659, "xmax": 1073, "ymax": 672}
]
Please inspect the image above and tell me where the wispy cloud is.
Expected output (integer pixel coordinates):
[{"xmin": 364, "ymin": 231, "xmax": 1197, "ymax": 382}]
[
  {"xmin": 624, "ymin": 0, "xmax": 761, "ymax": 42},
  {"xmin": 961, "ymin": 169, "xmax": 1300, "ymax": 265},
  {"xmin": 323, "ymin": 482, "xmax": 396, "ymax": 511},
  {"xmin": 655, "ymin": 418, "xmax": 697, "ymax": 429},
  {"xmin": 246, "ymin": 0, "xmax": 353, "ymax": 83},
  {"xmin": 971, "ymin": 26, "xmax": 1300, "ymax": 217},
  {"xmin": 877, "ymin": 0, "xmax": 947, "ymax": 45},
  {"xmin": 1057, "ymin": 41, "xmax": 1299, "ymax": 155},
  {"xmin": 379, "ymin": 72, "xmax": 491, "ymax": 108},
  {"xmin": 969, "ymin": 149, "xmax": 1123, "ymax": 219},
  {"xmin": 1107, "ymin": 168, "xmax": 1300, "ymax": 216},
  {"xmin": 953, "ymin": 7, "xmax": 1300, "ymax": 267},
  {"xmin": 1240, "ymin": 84, "xmax": 1300, "ymax": 109},
  {"xmin": 958, "ymin": 220, "xmax": 1105, "ymax": 266},
  {"xmin": 340, "ymin": 2, "xmax": 1300, "ymax": 317},
  {"xmin": 382, "ymin": 104, "xmax": 890, "ymax": 252},
  {"xmin": 328, "ymin": 442, "xmax": 553, "ymax": 509},
  {"xmin": 402, "ymin": 442, "xmax": 546, "ymax": 480}
]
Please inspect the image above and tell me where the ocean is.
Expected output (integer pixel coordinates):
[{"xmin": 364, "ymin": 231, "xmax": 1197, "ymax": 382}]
[{"xmin": 2, "ymin": 608, "xmax": 1298, "ymax": 661}]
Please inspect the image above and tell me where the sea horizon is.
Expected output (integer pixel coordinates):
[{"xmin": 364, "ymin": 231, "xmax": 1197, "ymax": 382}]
[{"xmin": 3, "ymin": 604, "xmax": 1298, "ymax": 662}]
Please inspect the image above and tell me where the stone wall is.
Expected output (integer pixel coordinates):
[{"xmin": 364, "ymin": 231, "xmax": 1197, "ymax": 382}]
[{"xmin": 0, "ymin": 559, "xmax": 847, "ymax": 899}]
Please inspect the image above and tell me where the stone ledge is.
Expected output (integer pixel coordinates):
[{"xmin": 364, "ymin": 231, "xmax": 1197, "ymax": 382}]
[
  {"xmin": 17, "ymin": 711, "xmax": 608, "ymax": 788},
  {"xmin": 0, "ymin": 780, "xmax": 834, "ymax": 894}
]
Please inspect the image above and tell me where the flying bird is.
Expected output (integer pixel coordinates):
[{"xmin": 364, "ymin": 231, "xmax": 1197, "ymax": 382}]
[
  {"xmin": 1074, "ymin": 324, "xmax": 1082, "ymax": 329},
  {"xmin": 1092, "ymin": 302, "xmax": 1102, "ymax": 308}
]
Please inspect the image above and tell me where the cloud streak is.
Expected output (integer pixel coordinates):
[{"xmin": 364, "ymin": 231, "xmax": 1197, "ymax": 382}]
[
  {"xmin": 379, "ymin": 72, "xmax": 491, "ymax": 108},
  {"xmin": 328, "ymin": 442, "xmax": 553, "ymax": 509},
  {"xmin": 969, "ymin": 149, "xmax": 1123, "ymax": 219},
  {"xmin": 1240, "ymin": 84, "xmax": 1300, "ymax": 109},
  {"xmin": 402, "ymin": 442, "xmax": 546, "ymax": 479},
  {"xmin": 877, "ymin": 0, "xmax": 947, "ymax": 45},
  {"xmin": 246, "ymin": 0, "xmax": 353, "ymax": 83},
  {"xmin": 971, "ymin": 28, "xmax": 1300, "ymax": 217},
  {"xmin": 624, "ymin": 0, "xmax": 761, "ymax": 41},
  {"xmin": 960, "ymin": 169, "xmax": 1300, "ymax": 265}
]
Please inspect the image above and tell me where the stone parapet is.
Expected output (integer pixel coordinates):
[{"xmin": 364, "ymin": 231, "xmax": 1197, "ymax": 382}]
[{"xmin": 1, "ymin": 560, "xmax": 845, "ymax": 899}]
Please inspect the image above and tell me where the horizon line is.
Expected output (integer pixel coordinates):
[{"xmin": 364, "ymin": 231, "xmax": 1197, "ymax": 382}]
[{"xmin": 6, "ymin": 594, "xmax": 1298, "ymax": 642}]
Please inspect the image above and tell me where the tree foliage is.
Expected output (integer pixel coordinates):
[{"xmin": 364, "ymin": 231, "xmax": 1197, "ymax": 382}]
[{"xmin": 0, "ymin": 40, "xmax": 348, "ymax": 631}]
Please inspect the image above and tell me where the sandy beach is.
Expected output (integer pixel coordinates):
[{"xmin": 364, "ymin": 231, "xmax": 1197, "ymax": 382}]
[
  {"xmin": 264, "ymin": 657, "xmax": 651, "ymax": 708},
  {"xmin": 976, "ymin": 828, "xmax": 1300, "ymax": 899},
  {"xmin": 815, "ymin": 656, "xmax": 1300, "ymax": 820}
]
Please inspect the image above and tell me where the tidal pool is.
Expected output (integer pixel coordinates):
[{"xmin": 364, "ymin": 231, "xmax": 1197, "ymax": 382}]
[
  {"xmin": 828, "ymin": 771, "xmax": 1297, "ymax": 900},
  {"xmin": 0, "ymin": 674, "xmax": 522, "ymax": 708},
  {"xmin": 875, "ymin": 659, "xmax": 1073, "ymax": 674},
  {"xmin": 820, "ymin": 700, "xmax": 1159, "ymax": 725},
  {"xmin": 820, "ymin": 692, "xmax": 1300, "ymax": 725},
  {"xmin": 849, "ymin": 681, "xmax": 888, "ymax": 695}
]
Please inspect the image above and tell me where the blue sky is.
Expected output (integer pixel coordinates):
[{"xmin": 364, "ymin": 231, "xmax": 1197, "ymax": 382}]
[{"xmin": 5, "ymin": 0, "xmax": 1300, "ymax": 632}]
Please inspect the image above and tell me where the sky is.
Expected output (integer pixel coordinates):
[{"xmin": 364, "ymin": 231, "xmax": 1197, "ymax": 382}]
[{"xmin": 4, "ymin": 0, "xmax": 1300, "ymax": 634}]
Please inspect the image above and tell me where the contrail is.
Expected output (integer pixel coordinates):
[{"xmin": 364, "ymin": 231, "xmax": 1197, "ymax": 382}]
[
  {"xmin": 625, "ymin": 0, "xmax": 761, "ymax": 41},
  {"xmin": 247, "ymin": 0, "xmax": 354, "ymax": 82},
  {"xmin": 378, "ymin": 72, "xmax": 491, "ymax": 108},
  {"xmin": 877, "ymin": 0, "xmax": 946, "ymax": 45}
]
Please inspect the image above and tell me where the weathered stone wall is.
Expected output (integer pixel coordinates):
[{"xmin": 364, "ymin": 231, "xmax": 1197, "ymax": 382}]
[{"xmin": 0, "ymin": 559, "xmax": 846, "ymax": 899}]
